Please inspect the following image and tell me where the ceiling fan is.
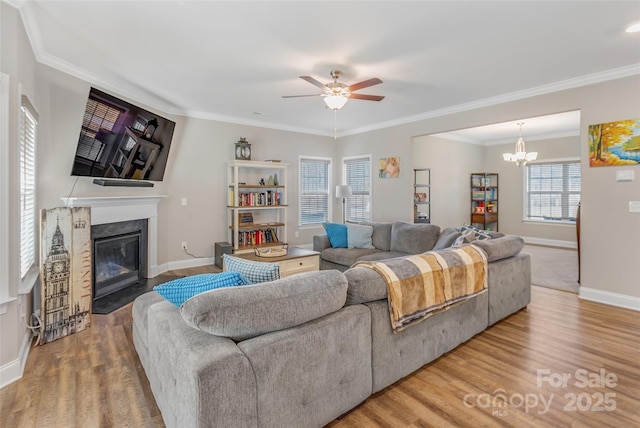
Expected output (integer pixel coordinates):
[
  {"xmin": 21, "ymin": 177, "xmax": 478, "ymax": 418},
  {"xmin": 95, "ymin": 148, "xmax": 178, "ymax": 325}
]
[{"xmin": 282, "ymin": 70, "xmax": 384, "ymax": 110}]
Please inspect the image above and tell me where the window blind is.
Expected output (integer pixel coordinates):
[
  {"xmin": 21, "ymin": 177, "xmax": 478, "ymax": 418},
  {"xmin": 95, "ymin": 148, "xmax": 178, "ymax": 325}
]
[
  {"xmin": 20, "ymin": 95, "xmax": 38, "ymax": 279},
  {"xmin": 344, "ymin": 156, "xmax": 371, "ymax": 222},
  {"xmin": 526, "ymin": 161, "xmax": 581, "ymax": 221},
  {"xmin": 299, "ymin": 157, "xmax": 331, "ymax": 225}
]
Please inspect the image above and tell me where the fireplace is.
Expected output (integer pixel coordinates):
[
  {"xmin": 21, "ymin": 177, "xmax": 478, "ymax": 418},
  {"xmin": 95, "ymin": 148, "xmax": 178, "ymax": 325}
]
[{"xmin": 92, "ymin": 219, "xmax": 148, "ymax": 300}]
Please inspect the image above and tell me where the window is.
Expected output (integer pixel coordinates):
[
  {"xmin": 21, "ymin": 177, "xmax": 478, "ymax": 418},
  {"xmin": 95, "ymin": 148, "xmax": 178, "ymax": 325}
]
[
  {"xmin": 525, "ymin": 160, "xmax": 581, "ymax": 222},
  {"xmin": 343, "ymin": 156, "xmax": 372, "ymax": 222},
  {"xmin": 1, "ymin": 73, "xmax": 10, "ymax": 306},
  {"xmin": 20, "ymin": 95, "xmax": 38, "ymax": 279},
  {"xmin": 299, "ymin": 156, "xmax": 331, "ymax": 225}
]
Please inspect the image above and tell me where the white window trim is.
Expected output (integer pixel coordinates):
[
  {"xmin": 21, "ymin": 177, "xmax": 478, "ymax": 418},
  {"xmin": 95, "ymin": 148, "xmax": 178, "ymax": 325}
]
[
  {"xmin": 298, "ymin": 155, "xmax": 333, "ymax": 227},
  {"xmin": 522, "ymin": 157, "xmax": 581, "ymax": 225},
  {"xmin": 342, "ymin": 154, "xmax": 373, "ymax": 223},
  {"xmin": 19, "ymin": 90, "xmax": 39, "ymax": 296},
  {"xmin": 0, "ymin": 72, "xmax": 15, "ymax": 313}
]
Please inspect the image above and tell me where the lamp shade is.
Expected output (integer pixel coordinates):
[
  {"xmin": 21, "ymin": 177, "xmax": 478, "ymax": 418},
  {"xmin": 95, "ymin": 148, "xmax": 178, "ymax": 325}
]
[
  {"xmin": 324, "ymin": 95, "xmax": 348, "ymax": 110},
  {"xmin": 336, "ymin": 185, "xmax": 352, "ymax": 198}
]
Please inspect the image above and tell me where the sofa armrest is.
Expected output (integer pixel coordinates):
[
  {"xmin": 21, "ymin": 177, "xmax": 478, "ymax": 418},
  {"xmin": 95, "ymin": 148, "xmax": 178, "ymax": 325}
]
[
  {"xmin": 146, "ymin": 302, "xmax": 257, "ymax": 428},
  {"xmin": 313, "ymin": 234, "xmax": 331, "ymax": 252}
]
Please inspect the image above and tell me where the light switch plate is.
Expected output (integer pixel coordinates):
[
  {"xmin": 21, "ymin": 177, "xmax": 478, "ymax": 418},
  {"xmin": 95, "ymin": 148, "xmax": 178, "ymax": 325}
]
[
  {"xmin": 629, "ymin": 201, "xmax": 640, "ymax": 213},
  {"xmin": 616, "ymin": 170, "xmax": 634, "ymax": 181}
]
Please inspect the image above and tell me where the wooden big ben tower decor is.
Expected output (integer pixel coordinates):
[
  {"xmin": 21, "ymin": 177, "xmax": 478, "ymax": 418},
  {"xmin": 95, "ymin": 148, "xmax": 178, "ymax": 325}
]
[{"xmin": 40, "ymin": 207, "xmax": 92, "ymax": 344}]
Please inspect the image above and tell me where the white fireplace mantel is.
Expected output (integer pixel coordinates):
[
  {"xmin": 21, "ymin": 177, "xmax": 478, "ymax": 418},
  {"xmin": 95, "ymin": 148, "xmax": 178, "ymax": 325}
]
[{"xmin": 61, "ymin": 195, "xmax": 167, "ymax": 277}]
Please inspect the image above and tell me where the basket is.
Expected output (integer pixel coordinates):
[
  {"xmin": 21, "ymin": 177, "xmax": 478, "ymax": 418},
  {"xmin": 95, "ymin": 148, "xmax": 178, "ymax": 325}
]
[{"xmin": 254, "ymin": 244, "xmax": 288, "ymax": 258}]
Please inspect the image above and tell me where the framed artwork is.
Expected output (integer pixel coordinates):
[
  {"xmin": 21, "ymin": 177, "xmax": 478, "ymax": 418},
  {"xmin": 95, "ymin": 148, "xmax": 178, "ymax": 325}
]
[
  {"xmin": 588, "ymin": 118, "xmax": 640, "ymax": 166},
  {"xmin": 379, "ymin": 157, "xmax": 400, "ymax": 178},
  {"xmin": 40, "ymin": 207, "xmax": 92, "ymax": 344}
]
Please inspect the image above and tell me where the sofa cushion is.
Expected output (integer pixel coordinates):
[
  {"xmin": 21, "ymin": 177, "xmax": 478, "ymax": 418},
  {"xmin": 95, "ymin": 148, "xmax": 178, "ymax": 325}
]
[
  {"xmin": 472, "ymin": 235, "xmax": 524, "ymax": 262},
  {"xmin": 223, "ymin": 254, "xmax": 280, "ymax": 283},
  {"xmin": 347, "ymin": 223, "xmax": 375, "ymax": 249},
  {"xmin": 432, "ymin": 227, "xmax": 462, "ymax": 250},
  {"xmin": 389, "ymin": 222, "xmax": 440, "ymax": 254},
  {"xmin": 370, "ymin": 222, "xmax": 392, "ymax": 251},
  {"xmin": 343, "ymin": 266, "xmax": 388, "ymax": 305},
  {"xmin": 153, "ymin": 272, "xmax": 252, "ymax": 307},
  {"xmin": 323, "ymin": 222, "xmax": 348, "ymax": 248},
  {"xmin": 322, "ymin": 247, "xmax": 382, "ymax": 267},
  {"xmin": 356, "ymin": 251, "xmax": 410, "ymax": 263},
  {"xmin": 180, "ymin": 270, "xmax": 348, "ymax": 341}
]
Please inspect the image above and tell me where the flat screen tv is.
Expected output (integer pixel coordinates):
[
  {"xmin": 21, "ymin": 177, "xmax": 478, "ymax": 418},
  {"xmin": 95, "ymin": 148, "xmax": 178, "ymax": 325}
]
[{"xmin": 70, "ymin": 88, "xmax": 176, "ymax": 183}]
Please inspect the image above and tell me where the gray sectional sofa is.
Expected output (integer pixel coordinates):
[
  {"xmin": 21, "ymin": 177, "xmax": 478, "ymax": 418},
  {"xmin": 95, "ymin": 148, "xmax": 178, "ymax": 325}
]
[
  {"xmin": 314, "ymin": 221, "xmax": 468, "ymax": 271},
  {"xmin": 132, "ymin": 233, "xmax": 531, "ymax": 428}
]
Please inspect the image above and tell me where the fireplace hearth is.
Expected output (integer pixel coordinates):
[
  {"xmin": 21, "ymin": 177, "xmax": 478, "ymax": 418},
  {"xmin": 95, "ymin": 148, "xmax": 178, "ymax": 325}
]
[{"xmin": 92, "ymin": 219, "xmax": 148, "ymax": 301}]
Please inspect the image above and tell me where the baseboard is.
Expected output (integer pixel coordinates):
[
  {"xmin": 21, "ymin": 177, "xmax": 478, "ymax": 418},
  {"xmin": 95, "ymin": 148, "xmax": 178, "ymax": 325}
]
[
  {"xmin": 579, "ymin": 287, "xmax": 640, "ymax": 311},
  {"xmin": 165, "ymin": 257, "xmax": 216, "ymax": 272},
  {"xmin": 522, "ymin": 236, "xmax": 577, "ymax": 249},
  {"xmin": 0, "ymin": 330, "xmax": 32, "ymax": 389}
]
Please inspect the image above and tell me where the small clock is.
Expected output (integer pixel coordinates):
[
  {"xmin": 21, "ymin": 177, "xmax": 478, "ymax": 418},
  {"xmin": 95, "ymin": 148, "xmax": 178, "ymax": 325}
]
[
  {"xmin": 235, "ymin": 138, "xmax": 251, "ymax": 160},
  {"xmin": 52, "ymin": 261, "xmax": 65, "ymax": 273}
]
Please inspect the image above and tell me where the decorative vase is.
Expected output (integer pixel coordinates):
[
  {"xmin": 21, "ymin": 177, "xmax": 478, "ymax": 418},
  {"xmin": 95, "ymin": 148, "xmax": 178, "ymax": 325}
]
[
  {"xmin": 273, "ymin": 174, "xmax": 278, "ymax": 186},
  {"xmin": 268, "ymin": 175, "xmax": 274, "ymax": 185}
]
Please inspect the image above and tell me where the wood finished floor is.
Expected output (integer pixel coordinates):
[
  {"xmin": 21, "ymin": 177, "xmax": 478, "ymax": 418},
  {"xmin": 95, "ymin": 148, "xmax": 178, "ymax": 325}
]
[{"xmin": 1, "ymin": 265, "xmax": 639, "ymax": 428}]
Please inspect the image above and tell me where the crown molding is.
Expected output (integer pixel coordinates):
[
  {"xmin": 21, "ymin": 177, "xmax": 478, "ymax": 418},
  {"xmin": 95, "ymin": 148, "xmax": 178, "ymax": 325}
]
[{"xmin": 343, "ymin": 63, "xmax": 640, "ymax": 137}]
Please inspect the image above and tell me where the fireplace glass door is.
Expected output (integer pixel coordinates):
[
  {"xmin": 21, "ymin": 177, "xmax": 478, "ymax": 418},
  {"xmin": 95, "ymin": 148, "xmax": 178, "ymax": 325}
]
[{"xmin": 93, "ymin": 232, "xmax": 141, "ymax": 299}]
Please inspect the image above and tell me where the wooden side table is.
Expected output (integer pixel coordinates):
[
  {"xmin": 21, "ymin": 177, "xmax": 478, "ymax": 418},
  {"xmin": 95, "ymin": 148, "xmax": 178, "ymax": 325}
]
[{"xmin": 231, "ymin": 247, "xmax": 320, "ymax": 278}]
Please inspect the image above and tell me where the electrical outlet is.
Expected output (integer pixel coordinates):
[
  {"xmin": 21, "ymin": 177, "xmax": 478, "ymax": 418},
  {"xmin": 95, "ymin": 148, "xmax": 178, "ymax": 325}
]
[{"xmin": 181, "ymin": 241, "xmax": 188, "ymax": 250}]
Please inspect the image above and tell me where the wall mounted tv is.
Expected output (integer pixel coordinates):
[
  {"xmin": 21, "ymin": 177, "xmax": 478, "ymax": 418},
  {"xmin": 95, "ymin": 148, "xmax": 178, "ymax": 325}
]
[{"xmin": 70, "ymin": 88, "xmax": 176, "ymax": 184}]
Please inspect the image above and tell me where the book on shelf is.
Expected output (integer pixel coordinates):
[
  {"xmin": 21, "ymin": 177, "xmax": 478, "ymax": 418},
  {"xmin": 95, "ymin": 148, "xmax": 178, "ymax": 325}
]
[
  {"xmin": 238, "ymin": 191, "xmax": 282, "ymax": 207},
  {"xmin": 238, "ymin": 212, "xmax": 253, "ymax": 224},
  {"xmin": 235, "ymin": 228, "xmax": 279, "ymax": 247}
]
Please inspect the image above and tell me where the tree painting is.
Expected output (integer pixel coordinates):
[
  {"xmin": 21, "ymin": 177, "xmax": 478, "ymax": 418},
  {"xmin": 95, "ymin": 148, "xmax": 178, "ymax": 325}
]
[{"xmin": 589, "ymin": 118, "xmax": 640, "ymax": 166}]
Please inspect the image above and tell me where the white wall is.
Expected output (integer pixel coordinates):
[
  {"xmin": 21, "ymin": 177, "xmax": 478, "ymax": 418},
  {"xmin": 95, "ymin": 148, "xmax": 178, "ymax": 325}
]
[{"xmin": 412, "ymin": 135, "xmax": 484, "ymax": 229}]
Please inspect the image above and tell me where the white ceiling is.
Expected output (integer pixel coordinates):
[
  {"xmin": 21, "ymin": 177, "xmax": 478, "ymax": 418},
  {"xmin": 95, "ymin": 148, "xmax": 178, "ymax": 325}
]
[{"xmin": 8, "ymin": 0, "xmax": 640, "ymax": 139}]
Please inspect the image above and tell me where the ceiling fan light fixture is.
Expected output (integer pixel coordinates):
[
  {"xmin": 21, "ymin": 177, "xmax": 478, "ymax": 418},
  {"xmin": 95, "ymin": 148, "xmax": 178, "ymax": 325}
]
[{"xmin": 324, "ymin": 95, "xmax": 348, "ymax": 110}]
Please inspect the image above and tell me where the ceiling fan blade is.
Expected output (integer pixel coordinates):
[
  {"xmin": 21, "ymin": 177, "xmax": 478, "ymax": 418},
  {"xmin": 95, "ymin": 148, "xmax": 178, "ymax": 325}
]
[
  {"xmin": 300, "ymin": 76, "xmax": 327, "ymax": 89},
  {"xmin": 282, "ymin": 94, "xmax": 322, "ymax": 98},
  {"xmin": 347, "ymin": 77, "xmax": 383, "ymax": 92},
  {"xmin": 349, "ymin": 93, "xmax": 385, "ymax": 101}
]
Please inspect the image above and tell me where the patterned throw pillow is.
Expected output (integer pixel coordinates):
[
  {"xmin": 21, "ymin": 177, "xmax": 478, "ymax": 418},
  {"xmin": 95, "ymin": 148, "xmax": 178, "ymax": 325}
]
[
  {"xmin": 460, "ymin": 223, "xmax": 493, "ymax": 240},
  {"xmin": 323, "ymin": 222, "xmax": 348, "ymax": 248},
  {"xmin": 154, "ymin": 272, "xmax": 252, "ymax": 307},
  {"xmin": 223, "ymin": 254, "xmax": 280, "ymax": 283}
]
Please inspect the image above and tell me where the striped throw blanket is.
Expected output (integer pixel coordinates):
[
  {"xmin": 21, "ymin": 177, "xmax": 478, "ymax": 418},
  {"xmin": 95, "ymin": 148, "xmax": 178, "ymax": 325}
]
[{"xmin": 354, "ymin": 245, "xmax": 488, "ymax": 333}]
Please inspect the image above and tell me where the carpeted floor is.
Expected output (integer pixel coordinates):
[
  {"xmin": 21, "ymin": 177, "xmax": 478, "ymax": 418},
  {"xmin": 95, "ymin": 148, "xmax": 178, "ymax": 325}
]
[{"xmin": 522, "ymin": 244, "xmax": 579, "ymax": 293}]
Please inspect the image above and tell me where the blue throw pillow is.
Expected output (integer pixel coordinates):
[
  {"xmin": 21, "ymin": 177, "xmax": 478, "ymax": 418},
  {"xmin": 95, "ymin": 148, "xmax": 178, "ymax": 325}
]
[
  {"xmin": 154, "ymin": 272, "xmax": 252, "ymax": 307},
  {"xmin": 223, "ymin": 254, "xmax": 280, "ymax": 283},
  {"xmin": 323, "ymin": 222, "xmax": 348, "ymax": 248}
]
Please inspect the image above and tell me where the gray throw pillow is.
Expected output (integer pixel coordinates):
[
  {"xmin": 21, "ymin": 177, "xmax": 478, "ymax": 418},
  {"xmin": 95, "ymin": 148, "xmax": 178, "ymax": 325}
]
[{"xmin": 432, "ymin": 228, "xmax": 462, "ymax": 250}]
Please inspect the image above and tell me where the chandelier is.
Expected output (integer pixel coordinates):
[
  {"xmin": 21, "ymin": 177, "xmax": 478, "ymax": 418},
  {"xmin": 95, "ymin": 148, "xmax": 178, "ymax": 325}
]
[{"xmin": 502, "ymin": 122, "xmax": 537, "ymax": 166}]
